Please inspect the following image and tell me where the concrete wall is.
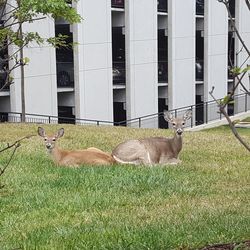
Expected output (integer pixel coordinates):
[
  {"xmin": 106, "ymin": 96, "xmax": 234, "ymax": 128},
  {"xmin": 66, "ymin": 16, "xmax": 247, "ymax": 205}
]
[
  {"xmin": 204, "ymin": 0, "xmax": 228, "ymax": 101},
  {"xmin": 9, "ymin": 16, "xmax": 57, "ymax": 116},
  {"xmin": 168, "ymin": 0, "xmax": 195, "ymax": 110},
  {"xmin": 73, "ymin": 0, "xmax": 113, "ymax": 123},
  {"xmin": 204, "ymin": 0, "xmax": 228, "ymax": 121},
  {"xmin": 125, "ymin": 0, "xmax": 158, "ymax": 128}
]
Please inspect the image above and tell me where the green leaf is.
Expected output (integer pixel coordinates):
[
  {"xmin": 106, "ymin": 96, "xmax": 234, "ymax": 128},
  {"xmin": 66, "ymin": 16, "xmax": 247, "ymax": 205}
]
[
  {"xmin": 23, "ymin": 57, "xmax": 30, "ymax": 64},
  {"xmin": 241, "ymin": 65, "xmax": 250, "ymax": 73}
]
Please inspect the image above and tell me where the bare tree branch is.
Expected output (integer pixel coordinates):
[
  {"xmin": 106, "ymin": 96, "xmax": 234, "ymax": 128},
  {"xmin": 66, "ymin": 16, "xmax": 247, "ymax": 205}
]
[
  {"xmin": 245, "ymin": 0, "xmax": 250, "ymax": 11},
  {"xmin": 0, "ymin": 134, "xmax": 35, "ymax": 153},
  {"xmin": 209, "ymin": 87, "xmax": 250, "ymax": 152},
  {"xmin": 3, "ymin": 16, "xmax": 47, "ymax": 29},
  {"xmin": 0, "ymin": 134, "xmax": 35, "ymax": 189}
]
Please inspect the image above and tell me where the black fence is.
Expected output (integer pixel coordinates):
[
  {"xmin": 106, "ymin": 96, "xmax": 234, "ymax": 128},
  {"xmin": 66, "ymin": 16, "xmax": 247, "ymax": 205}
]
[{"xmin": 0, "ymin": 93, "xmax": 249, "ymax": 129}]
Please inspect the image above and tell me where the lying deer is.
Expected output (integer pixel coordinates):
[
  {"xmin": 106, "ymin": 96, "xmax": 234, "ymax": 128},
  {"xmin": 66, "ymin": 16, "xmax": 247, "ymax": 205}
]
[
  {"xmin": 38, "ymin": 127, "xmax": 115, "ymax": 167},
  {"xmin": 112, "ymin": 110, "xmax": 192, "ymax": 165}
]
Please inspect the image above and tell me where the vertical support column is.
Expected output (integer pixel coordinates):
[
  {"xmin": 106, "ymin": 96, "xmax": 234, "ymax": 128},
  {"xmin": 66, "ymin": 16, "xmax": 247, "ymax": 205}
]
[
  {"xmin": 9, "ymin": 17, "xmax": 57, "ymax": 120},
  {"xmin": 168, "ymin": 0, "xmax": 195, "ymax": 112},
  {"xmin": 235, "ymin": 0, "xmax": 250, "ymax": 113},
  {"xmin": 74, "ymin": 0, "xmax": 113, "ymax": 124},
  {"xmin": 204, "ymin": 0, "xmax": 228, "ymax": 120},
  {"xmin": 125, "ymin": 0, "xmax": 158, "ymax": 128}
]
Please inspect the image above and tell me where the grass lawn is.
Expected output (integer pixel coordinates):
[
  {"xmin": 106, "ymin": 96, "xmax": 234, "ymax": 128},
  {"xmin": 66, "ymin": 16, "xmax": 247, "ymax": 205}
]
[{"xmin": 0, "ymin": 123, "xmax": 249, "ymax": 249}]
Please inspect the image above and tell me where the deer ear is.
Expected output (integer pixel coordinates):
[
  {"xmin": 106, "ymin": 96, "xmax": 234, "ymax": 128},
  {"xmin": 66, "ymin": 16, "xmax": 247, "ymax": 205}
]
[
  {"xmin": 38, "ymin": 127, "xmax": 45, "ymax": 137},
  {"xmin": 163, "ymin": 110, "xmax": 174, "ymax": 122},
  {"xmin": 56, "ymin": 128, "xmax": 64, "ymax": 138},
  {"xmin": 183, "ymin": 110, "xmax": 192, "ymax": 121}
]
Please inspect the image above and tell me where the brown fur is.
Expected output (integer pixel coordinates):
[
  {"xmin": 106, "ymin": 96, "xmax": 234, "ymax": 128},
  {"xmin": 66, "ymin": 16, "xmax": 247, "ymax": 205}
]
[
  {"xmin": 38, "ymin": 127, "xmax": 115, "ymax": 167},
  {"xmin": 112, "ymin": 110, "xmax": 192, "ymax": 166}
]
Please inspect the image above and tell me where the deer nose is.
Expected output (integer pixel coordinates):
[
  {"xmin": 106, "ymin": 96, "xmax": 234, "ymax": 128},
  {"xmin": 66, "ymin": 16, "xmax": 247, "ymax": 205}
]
[
  {"xmin": 46, "ymin": 143, "xmax": 52, "ymax": 149},
  {"xmin": 176, "ymin": 129, "xmax": 183, "ymax": 135}
]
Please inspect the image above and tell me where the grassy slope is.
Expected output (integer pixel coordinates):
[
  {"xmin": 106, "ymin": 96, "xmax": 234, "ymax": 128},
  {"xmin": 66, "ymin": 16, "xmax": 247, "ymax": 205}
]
[{"xmin": 0, "ymin": 123, "xmax": 249, "ymax": 250}]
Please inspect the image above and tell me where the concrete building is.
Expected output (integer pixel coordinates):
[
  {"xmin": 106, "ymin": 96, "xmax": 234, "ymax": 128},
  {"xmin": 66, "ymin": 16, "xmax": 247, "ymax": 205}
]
[{"xmin": 0, "ymin": 0, "xmax": 249, "ymax": 127}]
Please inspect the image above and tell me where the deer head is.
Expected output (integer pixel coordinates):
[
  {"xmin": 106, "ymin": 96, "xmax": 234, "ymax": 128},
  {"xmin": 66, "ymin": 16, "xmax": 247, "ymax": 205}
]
[
  {"xmin": 164, "ymin": 110, "xmax": 192, "ymax": 136},
  {"xmin": 38, "ymin": 127, "xmax": 64, "ymax": 151}
]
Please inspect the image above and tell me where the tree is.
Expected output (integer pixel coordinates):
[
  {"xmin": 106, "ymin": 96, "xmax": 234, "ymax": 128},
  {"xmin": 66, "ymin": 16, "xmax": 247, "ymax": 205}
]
[
  {"xmin": 0, "ymin": 0, "xmax": 81, "ymax": 187},
  {"xmin": 0, "ymin": 0, "xmax": 81, "ymax": 121},
  {"xmin": 0, "ymin": 134, "xmax": 34, "ymax": 189},
  {"xmin": 209, "ymin": 0, "xmax": 250, "ymax": 152}
]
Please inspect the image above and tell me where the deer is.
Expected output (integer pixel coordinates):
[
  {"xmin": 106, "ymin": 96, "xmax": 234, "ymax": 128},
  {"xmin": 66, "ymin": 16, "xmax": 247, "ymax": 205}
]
[
  {"xmin": 112, "ymin": 110, "xmax": 192, "ymax": 166},
  {"xmin": 38, "ymin": 127, "xmax": 115, "ymax": 167}
]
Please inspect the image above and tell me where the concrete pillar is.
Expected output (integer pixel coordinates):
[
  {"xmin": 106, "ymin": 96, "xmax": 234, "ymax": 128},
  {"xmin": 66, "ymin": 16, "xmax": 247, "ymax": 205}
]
[
  {"xmin": 125, "ymin": 0, "xmax": 158, "ymax": 128},
  {"xmin": 204, "ymin": 0, "xmax": 228, "ymax": 121},
  {"xmin": 168, "ymin": 0, "xmax": 196, "ymax": 112},
  {"xmin": 73, "ymin": 0, "xmax": 113, "ymax": 124}
]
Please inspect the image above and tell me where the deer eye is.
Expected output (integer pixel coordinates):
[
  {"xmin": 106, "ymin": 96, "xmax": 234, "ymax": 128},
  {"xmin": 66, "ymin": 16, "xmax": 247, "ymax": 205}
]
[
  {"xmin": 172, "ymin": 123, "xmax": 176, "ymax": 126},
  {"xmin": 52, "ymin": 138, "xmax": 56, "ymax": 142},
  {"xmin": 182, "ymin": 122, "xmax": 185, "ymax": 125},
  {"xmin": 44, "ymin": 138, "xmax": 47, "ymax": 142}
]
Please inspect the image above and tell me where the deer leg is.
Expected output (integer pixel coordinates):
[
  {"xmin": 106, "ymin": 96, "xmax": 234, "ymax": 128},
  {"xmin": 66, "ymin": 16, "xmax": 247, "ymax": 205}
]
[
  {"xmin": 166, "ymin": 158, "xmax": 182, "ymax": 165},
  {"xmin": 138, "ymin": 151, "xmax": 153, "ymax": 166}
]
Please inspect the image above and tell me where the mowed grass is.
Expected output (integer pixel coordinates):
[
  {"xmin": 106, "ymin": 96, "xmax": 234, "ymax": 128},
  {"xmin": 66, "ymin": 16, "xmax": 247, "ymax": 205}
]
[{"xmin": 0, "ymin": 123, "xmax": 249, "ymax": 250}]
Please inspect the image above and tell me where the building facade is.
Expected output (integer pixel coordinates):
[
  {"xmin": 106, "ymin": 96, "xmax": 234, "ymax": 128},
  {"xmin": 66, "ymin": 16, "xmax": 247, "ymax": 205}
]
[{"xmin": 0, "ymin": 0, "xmax": 249, "ymax": 127}]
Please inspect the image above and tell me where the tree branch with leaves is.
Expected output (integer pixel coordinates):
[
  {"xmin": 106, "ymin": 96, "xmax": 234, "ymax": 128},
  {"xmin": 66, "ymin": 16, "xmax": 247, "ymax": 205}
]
[
  {"xmin": 0, "ymin": 0, "xmax": 82, "ymax": 120},
  {"xmin": 209, "ymin": 0, "xmax": 250, "ymax": 152}
]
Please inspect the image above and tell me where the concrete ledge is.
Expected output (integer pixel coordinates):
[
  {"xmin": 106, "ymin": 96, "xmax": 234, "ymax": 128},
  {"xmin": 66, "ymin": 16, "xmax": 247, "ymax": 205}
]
[{"xmin": 186, "ymin": 111, "xmax": 250, "ymax": 131}]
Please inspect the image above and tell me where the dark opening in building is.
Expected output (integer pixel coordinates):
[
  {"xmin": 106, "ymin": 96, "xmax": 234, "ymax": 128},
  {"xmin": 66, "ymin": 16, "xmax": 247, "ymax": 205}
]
[
  {"xmin": 228, "ymin": 31, "xmax": 235, "ymax": 79},
  {"xmin": 195, "ymin": 95, "xmax": 204, "ymax": 125},
  {"xmin": 111, "ymin": 0, "xmax": 124, "ymax": 9},
  {"xmin": 55, "ymin": 22, "xmax": 74, "ymax": 88},
  {"xmin": 196, "ymin": 31, "xmax": 204, "ymax": 81},
  {"xmin": 158, "ymin": 0, "xmax": 168, "ymax": 13},
  {"xmin": 113, "ymin": 102, "xmax": 126, "ymax": 126},
  {"xmin": 112, "ymin": 27, "xmax": 126, "ymax": 85},
  {"xmin": 158, "ymin": 99, "xmax": 168, "ymax": 129},
  {"xmin": 158, "ymin": 29, "xmax": 168, "ymax": 83},
  {"xmin": 58, "ymin": 106, "xmax": 75, "ymax": 124},
  {"xmin": 196, "ymin": 0, "xmax": 204, "ymax": 15}
]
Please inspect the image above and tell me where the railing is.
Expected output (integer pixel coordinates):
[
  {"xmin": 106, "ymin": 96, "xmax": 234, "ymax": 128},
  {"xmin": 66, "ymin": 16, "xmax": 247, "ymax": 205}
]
[{"xmin": 1, "ymin": 93, "xmax": 249, "ymax": 129}]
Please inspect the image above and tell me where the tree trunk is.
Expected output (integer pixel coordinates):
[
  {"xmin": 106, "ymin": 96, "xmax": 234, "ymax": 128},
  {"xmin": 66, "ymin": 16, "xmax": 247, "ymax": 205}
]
[{"xmin": 19, "ymin": 23, "xmax": 25, "ymax": 122}]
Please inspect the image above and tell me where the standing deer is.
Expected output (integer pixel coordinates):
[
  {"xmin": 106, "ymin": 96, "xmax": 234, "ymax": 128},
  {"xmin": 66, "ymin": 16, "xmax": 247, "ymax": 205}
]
[
  {"xmin": 112, "ymin": 110, "xmax": 192, "ymax": 165},
  {"xmin": 38, "ymin": 127, "xmax": 115, "ymax": 167}
]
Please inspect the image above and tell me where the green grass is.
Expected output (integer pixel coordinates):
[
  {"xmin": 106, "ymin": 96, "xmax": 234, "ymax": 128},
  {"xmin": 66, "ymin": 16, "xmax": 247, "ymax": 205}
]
[{"xmin": 0, "ymin": 123, "xmax": 249, "ymax": 250}]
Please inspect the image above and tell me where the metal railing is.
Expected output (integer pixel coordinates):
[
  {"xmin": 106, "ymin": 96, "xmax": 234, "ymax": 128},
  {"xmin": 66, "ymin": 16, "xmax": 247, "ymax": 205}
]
[{"xmin": 0, "ymin": 93, "xmax": 249, "ymax": 128}]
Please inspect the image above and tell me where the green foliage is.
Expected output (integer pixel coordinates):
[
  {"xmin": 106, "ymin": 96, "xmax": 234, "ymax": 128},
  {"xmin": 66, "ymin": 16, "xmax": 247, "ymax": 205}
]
[
  {"xmin": 47, "ymin": 34, "xmax": 70, "ymax": 48},
  {"xmin": 219, "ymin": 95, "xmax": 234, "ymax": 105},
  {"xmin": 15, "ymin": 0, "xmax": 81, "ymax": 24},
  {"xmin": 0, "ymin": 0, "xmax": 81, "ymax": 45},
  {"xmin": 230, "ymin": 65, "xmax": 250, "ymax": 76},
  {"xmin": 0, "ymin": 0, "xmax": 81, "ymax": 89}
]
